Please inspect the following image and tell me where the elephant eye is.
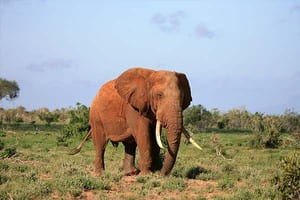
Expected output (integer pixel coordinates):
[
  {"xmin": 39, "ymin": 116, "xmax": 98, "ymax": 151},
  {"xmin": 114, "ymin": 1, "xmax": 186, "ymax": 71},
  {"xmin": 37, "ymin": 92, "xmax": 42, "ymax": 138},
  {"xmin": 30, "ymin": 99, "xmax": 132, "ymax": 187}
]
[{"xmin": 157, "ymin": 92, "xmax": 163, "ymax": 98}]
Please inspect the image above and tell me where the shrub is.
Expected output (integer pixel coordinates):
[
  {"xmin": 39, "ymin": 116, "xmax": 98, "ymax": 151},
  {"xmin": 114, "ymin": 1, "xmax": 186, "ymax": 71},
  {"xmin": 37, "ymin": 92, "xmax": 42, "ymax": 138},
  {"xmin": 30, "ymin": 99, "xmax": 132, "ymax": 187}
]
[
  {"xmin": 149, "ymin": 180, "xmax": 160, "ymax": 188},
  {"xmin": 56, "ymin": 135, "xmax": 69, "ymax": 147},
  {"xmin": 221, "ymin": 163, "xmax": 235, "ymax": 174},
  {"xmin": 136, "ymin": 176, "xmax": 149, "ymax": 184},
  {"xmin": 0, "ymin": 147, "xmax": 16, "ymax": 158},
  {"xmin": 61, "ymin": 103, "xmax": 89, "ymax": 139},
  {"xmin": 250, "ymin": 115, "xmax": 282, "ymax": 148},
  {"xmin": 14, "ymin": 164, "xmax": 29, "ymax": 172},
  {"xmin": 183, "ymin": 104, "xmax": 212, "ymax": 132},
  {"xmin": 217, "ymin": 120, "xmax": 225, "ymax": 129},
  {"xmin": 0, "ymin": 130, "xmax": 6, "ymax": 137},
  {"xmin": 282, "ymin": 109, "xmax": 300, "ymax": 133},
  {"xmin": 292, "ymin": 132, "xmax": 300, "ymax": 146},
  {"xmin": 273, "ymin": 152, "xmax": 300, "ymax": 199}
]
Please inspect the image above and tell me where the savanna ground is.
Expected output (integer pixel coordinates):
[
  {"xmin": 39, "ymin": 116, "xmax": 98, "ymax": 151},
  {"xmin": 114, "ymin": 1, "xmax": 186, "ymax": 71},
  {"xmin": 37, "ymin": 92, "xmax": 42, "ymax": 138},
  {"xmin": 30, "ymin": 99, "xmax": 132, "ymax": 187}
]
[{"xmin": 0, "ymin": 125, "xmax": 299, "ymax": 200}]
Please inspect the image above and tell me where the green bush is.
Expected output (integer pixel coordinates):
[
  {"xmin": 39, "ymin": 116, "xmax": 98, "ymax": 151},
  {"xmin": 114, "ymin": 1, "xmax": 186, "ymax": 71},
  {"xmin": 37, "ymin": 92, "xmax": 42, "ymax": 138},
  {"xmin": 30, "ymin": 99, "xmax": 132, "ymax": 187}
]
[
  {"xmin": 56, "ymin": 135, "xmax": 69, "ymax": 147},
  {"xmin": 14, "ymin": 164, "xmax": 29, "ymax": 172},
  {"xmin": 38, "ymin": 112, "xmax": 59, "ymax": 126},
  {"xmin": 0, "ymin": 130, "xmax": 5, "ymax": 137},
  {"xmin": 250, "ymin": 115, "xmax": 282, "ymax": 148},
  {"xmin": 60, "ymin": 103, "xmax": 89, "ymax": 139},
  {"xmin": 282, "ymin": 109, "xmax": 300, "ymax": 133},
  {"xmin": 136, "ymin": 176, "xmax": 149, "ymax": 184},
  {"xmin": 221, "ymin": 163, "xmax": 235, "ymax": 174},
  {"xmin": 0, "ymin": 147, "xmax": 16, "ymax": 158},
  {"xmin": 273, "ymin": 152, "xmax": 300, "ymax": 200},
  {"xmin": 183, "ymin": 104, "xmax": 212, "ymax": 132},
  {"xmin": 292, "ymin": 132, "xmax": 300, "ymax": 146},
  {"xmin": 149, "ymin": 180, "xmax": 160, "ymax": 188}
]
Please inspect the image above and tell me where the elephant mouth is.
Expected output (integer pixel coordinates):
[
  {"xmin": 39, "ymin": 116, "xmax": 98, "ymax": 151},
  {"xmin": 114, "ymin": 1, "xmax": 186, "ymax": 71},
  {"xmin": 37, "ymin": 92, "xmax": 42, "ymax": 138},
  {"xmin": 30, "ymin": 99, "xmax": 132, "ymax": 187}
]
[{"xmin": 155, "ymin": 120, "xmax": 202, "ymax": 150}]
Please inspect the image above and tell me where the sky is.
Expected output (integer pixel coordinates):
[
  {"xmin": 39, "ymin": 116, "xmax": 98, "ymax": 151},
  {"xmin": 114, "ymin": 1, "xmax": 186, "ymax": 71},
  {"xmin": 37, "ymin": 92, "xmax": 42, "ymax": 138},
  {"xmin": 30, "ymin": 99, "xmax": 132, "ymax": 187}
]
[{"xmin": 0, "ymin": 0, "xmax": 300, "ymax": 114}]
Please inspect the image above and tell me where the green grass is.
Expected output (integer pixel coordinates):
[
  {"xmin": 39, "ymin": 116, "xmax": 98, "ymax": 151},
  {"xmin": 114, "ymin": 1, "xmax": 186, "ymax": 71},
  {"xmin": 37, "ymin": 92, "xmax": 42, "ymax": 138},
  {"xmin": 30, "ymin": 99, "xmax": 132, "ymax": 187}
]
[{"xmin": 0, "ymin": 126, "xmax": 298, "ymax": 199}]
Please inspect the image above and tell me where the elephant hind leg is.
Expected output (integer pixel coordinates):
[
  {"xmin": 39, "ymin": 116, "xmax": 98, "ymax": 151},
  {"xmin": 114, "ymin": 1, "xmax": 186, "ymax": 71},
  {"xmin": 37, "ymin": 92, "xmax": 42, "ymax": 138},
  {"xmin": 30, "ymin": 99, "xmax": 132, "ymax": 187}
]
[
  {"xmin": 91, "ymin": 121, "xmax": 108, "ymax": 176},
  {"xmin": 123, "ymin": 142, "xmax": 140, "ymax": 176}
]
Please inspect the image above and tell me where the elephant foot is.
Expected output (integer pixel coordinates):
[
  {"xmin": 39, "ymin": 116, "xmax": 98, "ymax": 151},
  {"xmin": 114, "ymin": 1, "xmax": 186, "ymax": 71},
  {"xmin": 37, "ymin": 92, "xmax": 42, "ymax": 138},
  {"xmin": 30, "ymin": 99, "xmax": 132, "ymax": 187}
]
[
  {"xmin": 124, "ymin": 167, "xmax": 140, "ymax": 176},
  {"xmin": 93, "ymin": 167, "xmax": 104, "ymax": 176},
  {"xmin": 139, "ymin": 170, "xmax": 152, "ymax": 176},
  {"xmin": 89, "ymin": 170, "xmax": 100, "ymax": 176}
]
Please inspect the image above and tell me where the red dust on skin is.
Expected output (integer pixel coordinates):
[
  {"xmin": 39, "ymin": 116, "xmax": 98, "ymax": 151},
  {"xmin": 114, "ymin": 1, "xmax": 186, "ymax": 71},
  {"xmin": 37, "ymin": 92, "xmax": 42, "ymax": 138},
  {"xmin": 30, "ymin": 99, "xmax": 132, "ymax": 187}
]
[{"xmin": 87, "ymin": 68, "xmax": 192, "ymax": 176}]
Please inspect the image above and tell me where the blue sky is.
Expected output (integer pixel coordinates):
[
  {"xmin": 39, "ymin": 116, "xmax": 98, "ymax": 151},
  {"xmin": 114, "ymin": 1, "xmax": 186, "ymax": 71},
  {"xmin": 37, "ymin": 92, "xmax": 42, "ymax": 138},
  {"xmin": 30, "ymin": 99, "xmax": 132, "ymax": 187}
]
[{"xmin": 0, "ymin": 0, "xmax": 300, "ymax": 114}]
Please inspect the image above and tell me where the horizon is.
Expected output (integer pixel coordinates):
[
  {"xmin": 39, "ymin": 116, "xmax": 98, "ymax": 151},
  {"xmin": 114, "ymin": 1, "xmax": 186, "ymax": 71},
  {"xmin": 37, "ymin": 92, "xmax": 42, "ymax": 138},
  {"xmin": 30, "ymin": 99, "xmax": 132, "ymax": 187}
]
[{"xmin": 1, "ymin": 1, "xmax": 300, "ymax": 114}]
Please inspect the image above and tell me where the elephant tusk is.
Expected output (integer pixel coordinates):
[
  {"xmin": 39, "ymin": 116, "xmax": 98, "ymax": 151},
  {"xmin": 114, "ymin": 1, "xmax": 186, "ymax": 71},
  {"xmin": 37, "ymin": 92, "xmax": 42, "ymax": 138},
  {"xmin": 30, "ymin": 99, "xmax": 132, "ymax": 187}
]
[
  {"xmin": 156, "ymin": 121, "xmax": 165, "ymax": 149},
  {"xmin": 182, "ymin": 128, "xmax": 203, "ymax": 150}
]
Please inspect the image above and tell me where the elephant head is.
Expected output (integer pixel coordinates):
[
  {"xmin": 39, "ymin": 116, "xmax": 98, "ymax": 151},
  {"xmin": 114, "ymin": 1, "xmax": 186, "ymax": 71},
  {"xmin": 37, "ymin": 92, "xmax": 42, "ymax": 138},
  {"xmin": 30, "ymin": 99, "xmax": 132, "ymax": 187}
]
[{"xmin": 115, "ymin": 68, "xmax": 201, "ymax": 175}]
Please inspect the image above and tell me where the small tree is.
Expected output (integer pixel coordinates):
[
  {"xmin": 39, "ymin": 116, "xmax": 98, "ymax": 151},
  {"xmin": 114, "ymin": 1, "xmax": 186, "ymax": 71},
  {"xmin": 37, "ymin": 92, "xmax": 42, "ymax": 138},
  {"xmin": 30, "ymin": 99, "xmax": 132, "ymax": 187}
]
[
  {"xmin": 38, "ymin": 112, "xmax": 59, "ymax": 126},
  {"xmin": 183, "ymin": 104, "xmax": 212, "ymax": 132},
  {"xmin": 250, "ymin": 115, "xmax": 283, "ymax": 148},
  {"xmin": 0, "ymin": 78, "xmax": 20, "ymax": 100}
]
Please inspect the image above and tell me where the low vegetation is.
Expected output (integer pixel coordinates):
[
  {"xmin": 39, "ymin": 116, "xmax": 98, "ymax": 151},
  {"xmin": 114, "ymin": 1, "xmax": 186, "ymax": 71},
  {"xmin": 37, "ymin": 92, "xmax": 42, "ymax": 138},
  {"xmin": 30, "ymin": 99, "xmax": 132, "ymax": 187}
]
[
  {"xmin": 273, "ymin": 151, "xmax": 300, "ymax": 199},
  {"xmin": 0, "ymin": 125, "xmax": 299, "ymax": 199},
  {"xmin": 0, "ymin": 103, "xmax": 299, "ymax": 199}
]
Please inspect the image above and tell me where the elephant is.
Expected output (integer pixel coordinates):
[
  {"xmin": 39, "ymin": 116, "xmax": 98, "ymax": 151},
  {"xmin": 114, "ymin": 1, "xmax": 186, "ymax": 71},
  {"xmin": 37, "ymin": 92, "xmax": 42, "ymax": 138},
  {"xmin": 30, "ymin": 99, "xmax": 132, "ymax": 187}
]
[{"xmin": 71, "ymin": 67, "xmax": 201, "ymax": 176}]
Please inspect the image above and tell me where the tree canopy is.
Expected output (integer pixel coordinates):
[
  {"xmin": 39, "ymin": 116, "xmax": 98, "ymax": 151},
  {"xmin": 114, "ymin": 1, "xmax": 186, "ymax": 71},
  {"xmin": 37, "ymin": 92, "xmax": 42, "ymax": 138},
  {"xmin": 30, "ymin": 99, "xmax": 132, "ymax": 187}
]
[{"xmin": 0, "ymin": 78, "xmax": 20, "ymax": 100}]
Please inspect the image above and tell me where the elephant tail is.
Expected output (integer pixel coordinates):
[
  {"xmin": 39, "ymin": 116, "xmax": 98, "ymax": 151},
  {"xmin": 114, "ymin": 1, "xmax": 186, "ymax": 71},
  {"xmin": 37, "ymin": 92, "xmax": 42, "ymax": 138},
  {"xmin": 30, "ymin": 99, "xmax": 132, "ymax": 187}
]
[{"xmin": 69, "ymin": 129, "xmax": 92, "ymax": 155}]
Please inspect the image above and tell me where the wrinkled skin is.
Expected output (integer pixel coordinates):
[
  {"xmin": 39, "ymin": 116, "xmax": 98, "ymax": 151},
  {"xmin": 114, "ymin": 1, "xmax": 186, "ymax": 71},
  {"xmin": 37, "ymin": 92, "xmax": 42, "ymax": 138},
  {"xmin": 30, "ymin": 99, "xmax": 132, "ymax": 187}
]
[{"xmin": 90, "ymin": 68, "xmax": 192, "ymax": 176}]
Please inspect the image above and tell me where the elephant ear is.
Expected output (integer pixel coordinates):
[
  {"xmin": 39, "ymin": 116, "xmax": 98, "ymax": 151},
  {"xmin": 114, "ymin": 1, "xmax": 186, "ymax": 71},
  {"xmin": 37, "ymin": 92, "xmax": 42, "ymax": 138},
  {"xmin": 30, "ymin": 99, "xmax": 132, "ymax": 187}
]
[
  {"xmin": 115, "ymin": 68, "xmax": 154, "ymax": 113},
  {"xmin": 177, "ymin": 73, "xmax": 192, "ymax": 110}
]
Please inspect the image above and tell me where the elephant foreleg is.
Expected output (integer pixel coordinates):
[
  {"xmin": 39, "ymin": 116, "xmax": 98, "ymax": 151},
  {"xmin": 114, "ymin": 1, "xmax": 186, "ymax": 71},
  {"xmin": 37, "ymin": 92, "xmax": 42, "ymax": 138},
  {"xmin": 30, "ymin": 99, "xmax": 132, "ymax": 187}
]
[
  {"xmin": 134, "ymin": 121, "xmax": 152, "ymax": 174},
  {"xmin": 150, "ymin": 126, "xmax": 163, "ymax": 171},
  {"xmin": 123, "ymin": 142, "xmax": 139, "ymax": 175}
]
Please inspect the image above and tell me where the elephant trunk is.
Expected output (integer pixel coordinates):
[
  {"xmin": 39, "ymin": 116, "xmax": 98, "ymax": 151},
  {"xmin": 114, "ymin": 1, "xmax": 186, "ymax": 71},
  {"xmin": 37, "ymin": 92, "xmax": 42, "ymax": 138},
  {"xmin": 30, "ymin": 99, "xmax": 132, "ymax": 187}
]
[{"xmin": 160, "ymin": 109, "xmax": 182, "ymax": 175}]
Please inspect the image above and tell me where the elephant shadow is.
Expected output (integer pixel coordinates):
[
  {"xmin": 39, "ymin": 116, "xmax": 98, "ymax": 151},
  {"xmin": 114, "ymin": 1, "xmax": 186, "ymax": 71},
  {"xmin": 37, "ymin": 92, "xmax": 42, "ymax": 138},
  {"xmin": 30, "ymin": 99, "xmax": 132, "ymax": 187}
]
[{"xmin": 185, "ymin": 166, "xmax": 209, "ymax": 179}]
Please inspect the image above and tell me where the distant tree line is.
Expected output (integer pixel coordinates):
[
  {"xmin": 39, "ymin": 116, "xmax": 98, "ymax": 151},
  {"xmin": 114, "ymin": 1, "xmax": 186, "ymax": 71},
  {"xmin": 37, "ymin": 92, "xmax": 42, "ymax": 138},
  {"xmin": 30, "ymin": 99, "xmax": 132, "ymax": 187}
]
[
  {"xmin": 0, "ymin": 106, "xmax": 69, "ymax": 126},
  {"xmin": 1, "ymin": 103, "xmax": 299, "ymax": 148},
  {"xmin": 1, "ymin": 103, "xmax": 299, "ymax": 133},
  {"xmin": 183, "ymin": 105, "xmax": 300, "ymax": 148},
  {"xmin": 183, "ymin": 105, "xmax": 300, "ymax": 133}
]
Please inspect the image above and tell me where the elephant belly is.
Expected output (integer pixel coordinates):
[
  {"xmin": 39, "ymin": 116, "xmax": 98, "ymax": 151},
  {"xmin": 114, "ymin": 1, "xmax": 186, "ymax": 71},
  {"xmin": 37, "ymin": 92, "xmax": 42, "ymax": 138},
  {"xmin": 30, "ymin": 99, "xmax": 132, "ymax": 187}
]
[
  {"xmin": 103, "ymin": 117, "xmax": 127, "ymax": 138},
  {"xmin": 96, "ymin": 80, "xmax": 132, "ymax": 141}
]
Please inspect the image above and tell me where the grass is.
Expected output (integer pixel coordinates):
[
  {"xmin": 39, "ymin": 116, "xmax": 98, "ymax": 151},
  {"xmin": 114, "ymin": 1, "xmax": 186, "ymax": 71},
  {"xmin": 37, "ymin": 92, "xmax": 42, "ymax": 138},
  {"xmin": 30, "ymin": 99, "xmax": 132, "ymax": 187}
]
[{"xmin": 0, "ymin": 126, "xmax": 298, "ymax": 199}]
